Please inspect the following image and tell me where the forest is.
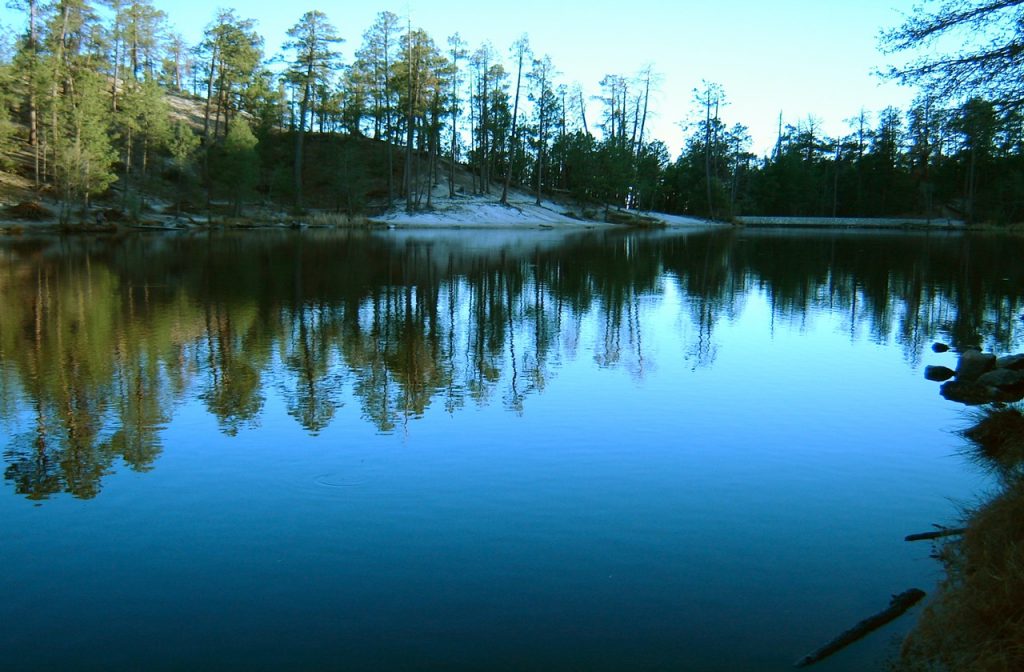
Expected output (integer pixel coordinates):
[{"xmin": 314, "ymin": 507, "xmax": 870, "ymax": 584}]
[{"xmin": 1, "ymin": 0, "xmax": 1024, "ymax": 224}]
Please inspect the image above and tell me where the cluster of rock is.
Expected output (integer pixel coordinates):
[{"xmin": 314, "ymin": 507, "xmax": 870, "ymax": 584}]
[{"xmin": 926, "ymin": 345, "xmax": 1024, "ymax": 405}]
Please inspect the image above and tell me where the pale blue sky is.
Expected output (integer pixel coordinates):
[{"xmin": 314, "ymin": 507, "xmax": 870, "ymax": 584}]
[{"xmin": 0, "ymin": 1, "xmax": 921, "ymax": 155}]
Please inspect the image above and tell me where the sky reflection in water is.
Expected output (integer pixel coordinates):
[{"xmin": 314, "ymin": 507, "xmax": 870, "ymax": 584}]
[{"xmin": 0, "ymin": 229, "xmax": 1019, "ymax": 671}]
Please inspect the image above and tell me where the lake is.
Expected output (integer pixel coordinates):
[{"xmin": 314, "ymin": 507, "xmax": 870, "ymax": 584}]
[{"xmin": 0, "ymin": 227, "xmax": 1018, "ymax": 671}]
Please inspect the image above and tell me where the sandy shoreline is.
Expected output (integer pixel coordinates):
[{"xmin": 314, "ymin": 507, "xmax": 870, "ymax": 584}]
[{"xmin": 1, "ymin": 194, "xmax": 723, "ymax": 234}]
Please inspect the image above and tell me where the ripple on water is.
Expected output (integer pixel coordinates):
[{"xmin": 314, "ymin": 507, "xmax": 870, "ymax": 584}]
[{"xmin": 313, "ymin": 473, "xmax": 367, "ymax": 489}]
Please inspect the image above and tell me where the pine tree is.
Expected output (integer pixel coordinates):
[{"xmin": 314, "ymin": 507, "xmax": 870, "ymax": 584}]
[
  {"xmin": 0, "ymin": 51, "xmax": 17, "ymax": 170},
  {"xmin": 500, "ymin": 35, "xmax": 529, "ymax": 206},
  {"xmin": 43, "ymin": 1, "xmax": 118, "ymax": 221},
  {"xmin": 8, "ymin": 0, "xmax": 43, "ymax": 183},
  {"xmin": 199, "ymin": 10, "xmax": 263, "ymax": 142},
  {"xmin": 394, "ymin": 25, "xmax": 444, "ymax": 211},
  {"xmin": 51, "ymin": 67, "xmax": 118, "ymax": 220},
  {"xmin": 216, "ymin": 117, "xmax": 258, "ymax": 216},
  {"xmin": 117, "ymin": 77, "xmax": 170, "ymax": 208},
  {"xmin": 161, "ymin": 32, "xmax": 190, "ymax": 92},
  {"xmin": 167, "ymin": 119, "xmax": 198, "ymax": 212},
  {"xmin": 351, "ymin": 11, "xmax": 400, "ymax": 204},
  {"xmin": 284, "ymin": 10, "xmax": 343, "ymax": 210},
  {"xmin": 447, "ymin": 33, "xmax": 467, "ymax": 199},
  {"xmin": 528, "ymin": 54, "xmax": 558, "ymax": 205}
]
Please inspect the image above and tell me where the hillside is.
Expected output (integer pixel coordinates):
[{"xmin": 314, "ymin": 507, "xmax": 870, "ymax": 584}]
[{"xmin": 0, "ymin": 93, "xmax": 715, "ymax": 233}]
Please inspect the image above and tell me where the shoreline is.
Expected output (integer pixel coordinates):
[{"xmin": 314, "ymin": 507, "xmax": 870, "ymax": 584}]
[
  {"xmin": 1, "ymin": 195, "xmax": 725, "ymax": 234},
  {"xmin": 734, "ymin": 215, "xmax": 967, "ymax": 230},
  {"xmin": 10, "ymin": 194, "xmax": 1024, "ymax": 235}
]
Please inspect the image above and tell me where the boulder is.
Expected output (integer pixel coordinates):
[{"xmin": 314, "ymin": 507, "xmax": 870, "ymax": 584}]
[
  {"xmin": 955, "ymin": 350, "xmax": 996, "ymax": 382},
  {"xmin": 941, "ymin": 381, "xmax": 999, "ymax": 406},
  {"xmin": 931, "ymin": 343, "xmax": 951, "ymax": 353},
  {"xmin": 996, "ymin": 354, "xmax": 1024, "ymax": 371},
  {"xmin": 977, "ymin": 368, "xmax": 1024, "ymax": 388},
  {"xmin": 924, "ymin": 365, "xmax": 956, "ymax": 382}
]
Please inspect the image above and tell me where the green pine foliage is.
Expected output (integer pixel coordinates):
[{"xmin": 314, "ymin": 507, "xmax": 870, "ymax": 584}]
[
  {"xmin": 214, "ymin": 117, "xmax": 258, "ymax": 215},
  {"xmin": 0, "ymin": 51, "xmax": 17, "ymax": 170},
  {"xmin": 0, "ymin": 111, "xmax": 15, "ymax": 171},
  {"xmin": 50, "ymin": 67, "xmax": 118, "ymax": 217},
  {"xmin": 166, "ymin": 120, "xmax": 199, "ymax": 210}
]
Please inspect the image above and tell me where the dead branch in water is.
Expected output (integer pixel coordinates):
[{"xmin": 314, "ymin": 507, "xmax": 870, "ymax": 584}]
[
  {"xmin": 905, "ymin": 527, "xmax": 967, "ymax": 542},
  {"xmin": 794, "ymin": 589, "xmax": 926, "ymax": 668}
]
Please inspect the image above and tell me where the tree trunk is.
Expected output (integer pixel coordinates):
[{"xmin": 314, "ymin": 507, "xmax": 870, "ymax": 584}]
[
  {"xmin": 832, "ymin": 143, "xmax": 840, "ymax": 218},
  {"xmin": 213, "ymin": 63, "xmax": 227, "ymax": 139},
  {"xmin": 469, "ymin": 71, "xmax": 478, "ymax": 194},
  {"xmin": 579, "ymin": 88, "xmax": 589, "ymax": 136},
  {"xmin": 404, "ymin": 83, "xmax": 415, "ymax": 211},
  {"xmin": 535, "ymin": 70, "xmax": 546, "ymax": 207},
  {"xmin": 31, "ymin": 90, "xmax": 39, "ymax": 186},
  {"xmin": 704, "ymin": 92, "xmax": 714, "ymax": 219},
  {"xmin": 122, "ymin": 124, "xmax": 133, "ymax": 208},
  {"xmin": 295, "ymin": 60, "xmax": 313, "ymax": 210},
  {"xmin": 384, "ymin": 31, "xmax": 394, "ymax": 207},
  {"xmin": 28, "ymin": 0, "xmax": 39, "ymax": 186},
  {"xmin": 481, "ymin": 67, "xmax": 490, "ymax": 193},
  {"xmin": 449, "ymin": 54, "xmax": 459, "ymax": 199},
  {"xmin": 620, "ymin": 84, "xmax": 628, "ymax": 144},
  {"xmin": 404, "ymin": 21, "xmax": 416, "ymax": 212},
  {"xmin": 966, "ymin": 145, "xmax": 977, "ymax": 223},
  {"xmin": 111, "ymin": 11, "xmax": 122, "ymax": 112},
  {"xmin": 536, "ymin": 140, "xmax": 544, "ymax": 206},
  {"xmin": 630, "ymin": 94, "xmax": 640, "ymax": 153},
  {"xmin": 501, "ymin": 45, "xmax": 525, "ymax": 206},
  {"xmin": 637, "ymin": 72, "xmax": 651, "ymax": 161},
  {"xmin": 413, "ymin": 124, "xmax": 422, "ymax": 208},
  {"xmin": 560, "ymin": 91, "xmax": 567, "ymax": 189},
  {"xmin": 426, "ymin": 110, "xmax": 436, "ymax": 209},
  {"xmin": 203, "ymin": 47, "xmax": 218, "ymax": 139}
]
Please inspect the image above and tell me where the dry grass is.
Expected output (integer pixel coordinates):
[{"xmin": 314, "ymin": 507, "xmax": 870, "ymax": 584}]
[
  {"xmin": 962, "ymin": 407, "xmax": 1024, "ymax": 477},
  {"xmin": 896, "ymin": 407, "xmax": 1024, "ymax": 672},
  {"xmin": 0, "ymin": 167, "xmax": 37, "ymax": 205}
]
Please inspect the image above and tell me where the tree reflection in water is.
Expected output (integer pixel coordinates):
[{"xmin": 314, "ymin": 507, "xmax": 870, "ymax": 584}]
[{"xmin": 0, "ymin": 229, "xmax": 1021, "ymax": 499}]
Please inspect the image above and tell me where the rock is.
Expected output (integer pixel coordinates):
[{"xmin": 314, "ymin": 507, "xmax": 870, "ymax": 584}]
[
  {"xmin": 996, "ymin": 354, "xmax": 1024, "ymax": 371},
  {"xmin": 925, "ymin": 365, "xmax": 956, "ymax": 382},
  {"xmin": 955, "ymin": 350, "xmax": 997, "ymax": 382},
  {"xmin": 932, "ymin": 343, "xmax": 951, "ymax": 353},
  {"xmin": 941, "ymin": 381, "xmax": 999, "ymax": 406},
  {"xmin": 978, "ymin": 368, "xmax": 1024, "ymax": 388}
]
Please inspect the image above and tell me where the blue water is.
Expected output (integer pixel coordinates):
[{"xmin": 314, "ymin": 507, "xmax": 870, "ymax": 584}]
[{"xmin": 0, "ymin": 228, "xmax": 1016, "ymax": 671}]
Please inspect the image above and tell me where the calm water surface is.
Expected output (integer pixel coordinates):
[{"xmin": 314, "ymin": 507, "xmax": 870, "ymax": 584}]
[{"xmin": 1, "ymin": 228, "xmax": 1020, "ymax": 671}]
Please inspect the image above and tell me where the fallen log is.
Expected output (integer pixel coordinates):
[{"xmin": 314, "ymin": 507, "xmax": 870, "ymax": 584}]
[
  {"xmin": 905, "ymin": 527, "xmax": 967, "ymax": 542},
  {"xmin": 794, "ymin": 588, "xmax": 926, "ymax": 668}
]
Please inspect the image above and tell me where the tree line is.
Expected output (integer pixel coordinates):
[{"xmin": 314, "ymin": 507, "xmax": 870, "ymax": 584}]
[
  {"xmin": 663, "ymin": 90, "xmax": 1024, "ymax": 223},
  {"xmin": 1, "ymin": 1, "xmax": 1023, "ymax": 223}
]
